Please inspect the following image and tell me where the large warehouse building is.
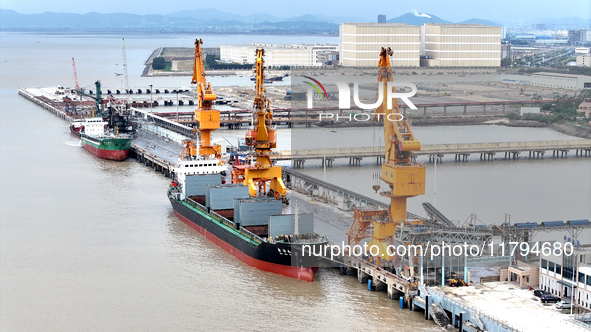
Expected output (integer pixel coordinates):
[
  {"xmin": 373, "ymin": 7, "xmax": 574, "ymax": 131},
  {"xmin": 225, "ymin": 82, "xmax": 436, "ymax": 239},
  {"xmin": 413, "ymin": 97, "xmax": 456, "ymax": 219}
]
[
  {"xmin": 220, "ymin": 44, "xmax": 337, "ymax": 67},
  {"xmin": 422, "ymin": 24, "xmax": 502, "ymax": 67},
  {"xmin": 339, "ymin": 23, "xmax": 501, "ymax": 68},
  {"xmin": 339, "ymin": 23, "xmax": 420, "ymax": 67},
  {"xmin": 531, "ymin": 72, "xmax": 591, "ymax": 90}
]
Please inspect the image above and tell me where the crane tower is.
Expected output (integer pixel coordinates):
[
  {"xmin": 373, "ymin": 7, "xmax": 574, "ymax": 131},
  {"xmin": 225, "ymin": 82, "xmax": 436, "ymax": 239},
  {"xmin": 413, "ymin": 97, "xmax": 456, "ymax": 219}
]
[
  {"xmin": 235, "ymin": 49, "xmax": 286, "ymax": 199},
  {"xmin": 347, "ymin": 47, "xmax": 426, "ymax": 266},
  {"xmin": 189, "ymin": 38, "xmax": 221, "ymax": 159}
]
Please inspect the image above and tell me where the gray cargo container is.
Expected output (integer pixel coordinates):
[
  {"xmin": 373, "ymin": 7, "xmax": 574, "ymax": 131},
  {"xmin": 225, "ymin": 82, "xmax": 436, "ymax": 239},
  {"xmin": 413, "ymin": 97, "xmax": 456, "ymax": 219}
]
[
  {"xmin": 184, "ymin": 174, "xmax": 221, "ymax": 196},
  {"xmin": 269, "ymin": 214, "xmax": 314, "ymax": 237},
  {"xmin": 234, "ymin": 198, "xmax": 282, "ymax": 226},
  {"xmin": 205, "ymin": 184, "xmax": 249, "ymax": 210}
]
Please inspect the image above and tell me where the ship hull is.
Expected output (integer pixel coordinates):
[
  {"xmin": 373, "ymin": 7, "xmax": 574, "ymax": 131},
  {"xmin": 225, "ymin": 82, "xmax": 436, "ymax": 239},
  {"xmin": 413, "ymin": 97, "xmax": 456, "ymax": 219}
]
[
  {"xmin": 81, "ymin": 135, "xmax": 131, "ymax": 161},
  {"xmin": 169, "ymin": 196, "xmax": 318, "ymax": 282}
]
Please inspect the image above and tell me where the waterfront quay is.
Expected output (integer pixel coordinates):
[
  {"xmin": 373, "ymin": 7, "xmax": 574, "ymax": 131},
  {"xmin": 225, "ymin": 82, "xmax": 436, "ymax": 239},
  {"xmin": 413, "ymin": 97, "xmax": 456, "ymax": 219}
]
[{"xmin": 413, "ymin": 282, "xmax": 589, "ymax": 332}]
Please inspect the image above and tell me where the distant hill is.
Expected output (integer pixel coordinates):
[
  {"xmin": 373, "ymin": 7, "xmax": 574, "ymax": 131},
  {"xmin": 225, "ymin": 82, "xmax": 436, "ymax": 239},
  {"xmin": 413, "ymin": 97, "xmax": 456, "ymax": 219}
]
[
  {"xmin": 167, "ymin": 9, "xmax": 282, "ymax": 24},
  {"xmin": 459, "ymin": 18, "xmax": 502, "ymax": 26},
  {"xmin": 387, "ymin": 11, "xmax": 450, "ymax": 25},
  {"xmin": 542, "ymin": 16, "xmax": 591, "ymax": 26},
  {"xmin": 0, "ymin": 9, "xmax": 338, "ymax": 34},
  {"xmin": 0, "ymin": 8, "xmax": 588, "ymax": 33}
]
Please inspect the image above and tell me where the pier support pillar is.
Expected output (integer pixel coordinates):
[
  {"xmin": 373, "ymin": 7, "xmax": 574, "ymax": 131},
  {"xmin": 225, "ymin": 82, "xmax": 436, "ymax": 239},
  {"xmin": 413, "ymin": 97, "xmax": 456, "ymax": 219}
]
[
  {"xmin": 357, "ymin": 268, "xmax": 369, "ymax": 283},
  {"xmin": 387, "ymin": 284, "xmax": 400, "ymax": 299}
]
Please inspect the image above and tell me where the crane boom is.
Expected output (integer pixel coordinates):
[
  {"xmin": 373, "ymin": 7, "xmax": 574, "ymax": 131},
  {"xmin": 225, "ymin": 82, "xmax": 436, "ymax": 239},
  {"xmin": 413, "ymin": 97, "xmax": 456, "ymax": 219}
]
[
  {"xmin": 71, "ymin": 57, "xmax": 79, "ymax": 91},
  {"xmin": 122, "ymin": 38, "xmax": 129, "ymax": 92}
]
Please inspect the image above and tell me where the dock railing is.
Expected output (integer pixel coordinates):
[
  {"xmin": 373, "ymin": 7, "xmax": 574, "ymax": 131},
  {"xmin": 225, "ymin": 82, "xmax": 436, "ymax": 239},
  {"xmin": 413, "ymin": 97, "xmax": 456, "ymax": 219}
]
[{"xmin": 239, "ymin": 226, "xmax": 264, "ymax": 244}]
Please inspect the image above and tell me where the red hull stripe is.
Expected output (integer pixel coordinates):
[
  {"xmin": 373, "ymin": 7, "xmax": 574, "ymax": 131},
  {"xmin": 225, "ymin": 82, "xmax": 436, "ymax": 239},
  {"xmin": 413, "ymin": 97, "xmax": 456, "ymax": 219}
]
[
  {"xmin": 83, "ymin": 142, "xmax": 130, "ymax": 161},
  {"xmin": 174, "ymin": 211, "xmax": 316, "ymax": 282}
]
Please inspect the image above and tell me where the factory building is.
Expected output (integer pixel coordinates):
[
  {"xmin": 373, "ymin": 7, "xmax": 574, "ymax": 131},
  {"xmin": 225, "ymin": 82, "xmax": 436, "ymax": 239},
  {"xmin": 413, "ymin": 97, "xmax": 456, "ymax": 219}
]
[
  {"xmin": 531, "ymin": 72, "xmax": 591, "ymax": 90},
  {"xmin": 220, "ymin": 44, "xmax": 337, "ymax": 67},
  {"xmin": 421, "ymin": 24, "xmax": 502, "ymax": 67},
  {"xmin": 577, "ymin": 54, "xmax": 591, "ymax": 67},
  {"xmin": 540, "ymin": 244, "xmax": 591, "ymax": 313},
  {"xmin": 339, "ymin": 23, "xmax": 421, "ymax": 67},
  {"xmin": 339, "ymin": 23, "xmax": 501, "ymax": 68},
  {"xmin": 568, "ymin": 29, "xmax": 588, "ymax": 45}
]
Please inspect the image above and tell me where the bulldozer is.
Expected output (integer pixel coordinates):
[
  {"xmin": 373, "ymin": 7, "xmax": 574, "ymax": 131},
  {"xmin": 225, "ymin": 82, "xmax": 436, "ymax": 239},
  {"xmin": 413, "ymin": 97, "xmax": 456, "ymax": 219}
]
[{"xmin": 447, "ymin": 272, "xmax": 468, "ymax": 287}]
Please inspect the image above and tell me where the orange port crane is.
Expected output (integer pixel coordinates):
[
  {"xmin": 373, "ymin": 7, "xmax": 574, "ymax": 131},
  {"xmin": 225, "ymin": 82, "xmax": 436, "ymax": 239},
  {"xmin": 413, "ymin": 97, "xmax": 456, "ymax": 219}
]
[
  {"xmin": 347, "ymin": 47, "xmax": 426, "ymax": 265},
  {"xmin": 187, "ymin": 38, "xmax": 222, "ymax": 159},
  {"xmin": 233, "ymin": 49, "xmax": 286, "ymax": 199}
]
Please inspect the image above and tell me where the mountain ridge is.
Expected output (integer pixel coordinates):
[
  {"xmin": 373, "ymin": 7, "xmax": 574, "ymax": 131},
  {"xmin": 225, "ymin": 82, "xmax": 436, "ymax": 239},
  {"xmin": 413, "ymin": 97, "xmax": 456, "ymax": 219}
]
[{"xmin": 0, "ymin": 8, "xmax": 587, "ymax": 32}]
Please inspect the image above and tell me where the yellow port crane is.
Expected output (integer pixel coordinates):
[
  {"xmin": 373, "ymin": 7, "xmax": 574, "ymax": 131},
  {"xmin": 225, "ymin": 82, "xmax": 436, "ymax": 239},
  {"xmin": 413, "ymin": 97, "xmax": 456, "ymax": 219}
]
[
  {"xmin": 347, "ymin": 47, "xmax": 426, "ymax": 265},
  {"xmin": 183, "ymin": 38, "xmax": 222, "ymax": 159},
  {"xmin": 235, "ymin": 49, "xmax": 286, "ymax": 199}
]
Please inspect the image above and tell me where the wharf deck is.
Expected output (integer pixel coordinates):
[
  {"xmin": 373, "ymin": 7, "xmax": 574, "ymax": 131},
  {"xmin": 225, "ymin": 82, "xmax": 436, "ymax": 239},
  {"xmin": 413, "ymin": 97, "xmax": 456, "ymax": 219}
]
[{"xmin": 422, "ymin": 282, "xmax": 586, "ymax": 332}]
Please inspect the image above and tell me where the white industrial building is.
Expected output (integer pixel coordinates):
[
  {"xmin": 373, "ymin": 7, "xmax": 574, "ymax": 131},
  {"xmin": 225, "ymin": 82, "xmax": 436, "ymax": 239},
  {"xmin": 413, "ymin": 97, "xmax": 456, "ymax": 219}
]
[
  {"xmin": 339, "ymin": 23, "xmax": 501, "ymax": 68},
  {"xmin": 339, "ymin": 23, "xmax": 420, "ymax": 67},
  {"xmin": 577, "ymin": 54, "xmax": 591, "ymax": 67},
  {"xmin": 531, "ymin": 72, "xmax": 591, "ymax": 90},
  {"xmin": 220, "ymin": 43, "xmax": 337, "ymax": 67},
  {"xmin": 540, "ymin": 243, "xmax": 591, "ymax": 313},
  {"xmin": 421, "ymin": 24, "xmax": 502, "ymax": 67}
]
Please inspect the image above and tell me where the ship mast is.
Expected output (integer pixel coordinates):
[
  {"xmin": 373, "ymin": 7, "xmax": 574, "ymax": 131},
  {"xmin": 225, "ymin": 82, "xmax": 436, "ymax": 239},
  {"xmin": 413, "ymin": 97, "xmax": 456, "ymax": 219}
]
[{"xmin": 241, "ymin": 49, "xmax": 286, "ymax": 199}]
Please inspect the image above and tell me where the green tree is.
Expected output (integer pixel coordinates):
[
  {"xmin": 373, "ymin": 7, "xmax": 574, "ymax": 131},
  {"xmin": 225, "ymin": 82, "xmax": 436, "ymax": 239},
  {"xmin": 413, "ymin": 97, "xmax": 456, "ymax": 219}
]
[{"xmin": 152, "ymin": 57, "xmax": 166, "ymax": 70}]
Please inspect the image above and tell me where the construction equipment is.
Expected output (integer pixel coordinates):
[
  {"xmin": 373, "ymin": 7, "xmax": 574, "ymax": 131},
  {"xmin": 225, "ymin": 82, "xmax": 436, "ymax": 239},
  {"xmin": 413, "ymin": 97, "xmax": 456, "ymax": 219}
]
[
  {"xmin": 447, "ymin": 272, "xmax": 467, "ymax": 287},
  {"xmin": 190, "ymin": 39, "xmax": 222, "ymax": 159},
  {"xmin": 347, "ymin": 47, "xmax": 426, "ymax": 265},
  {"xmin": 233, "ymin": 49, "xmax": 286, "ymax": 200}
]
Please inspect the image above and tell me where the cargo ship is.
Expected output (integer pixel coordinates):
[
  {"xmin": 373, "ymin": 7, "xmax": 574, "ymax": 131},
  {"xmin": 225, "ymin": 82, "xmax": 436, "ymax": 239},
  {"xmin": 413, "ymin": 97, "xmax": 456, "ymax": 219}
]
[
  {"xmin": 167, "ymin": 145, "xmax": 328, "ymax": 281},
  {"xmin": 70, "ymin": 102, "xmax": 134, "ymax": 161},
  {"xmin": 168, "ymin": 40, "xmax": 327, "ymax": 281}
]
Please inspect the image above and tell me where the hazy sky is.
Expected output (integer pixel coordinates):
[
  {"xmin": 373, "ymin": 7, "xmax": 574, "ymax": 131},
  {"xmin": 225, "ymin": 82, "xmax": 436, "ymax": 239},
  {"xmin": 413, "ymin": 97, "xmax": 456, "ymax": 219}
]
[{"xmin": 1, "ymin": 0, "xmax": 590, "ymax": 23}]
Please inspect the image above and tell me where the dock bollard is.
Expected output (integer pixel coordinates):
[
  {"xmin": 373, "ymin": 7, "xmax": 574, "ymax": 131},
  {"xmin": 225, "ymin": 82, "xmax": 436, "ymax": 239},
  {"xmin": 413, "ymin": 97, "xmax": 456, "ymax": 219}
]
[
  {"xmin": 368, "ymin": 279, "xmax": 372, "ymax": 291},
  {"xmin": 399, "ymin": 296, "xmax": 404, "ymax": 308}
]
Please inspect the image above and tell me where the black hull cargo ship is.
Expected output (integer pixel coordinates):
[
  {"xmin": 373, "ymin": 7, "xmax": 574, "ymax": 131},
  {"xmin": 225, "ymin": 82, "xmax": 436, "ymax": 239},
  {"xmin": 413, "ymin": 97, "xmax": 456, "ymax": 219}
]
[{"xmin": 167, "ymin": 169, "xmax": 329, "ymax": 282}]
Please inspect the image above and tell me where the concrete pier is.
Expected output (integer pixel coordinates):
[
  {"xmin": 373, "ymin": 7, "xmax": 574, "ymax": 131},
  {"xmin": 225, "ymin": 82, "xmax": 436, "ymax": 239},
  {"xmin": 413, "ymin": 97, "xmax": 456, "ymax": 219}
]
[
  {"xmin": 278, "ymin": 140, "xmax": 591, "ymax": 166},
  {"xmin": 18, "ymin": 88, "xmax": 73, "ymax": 122}
]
